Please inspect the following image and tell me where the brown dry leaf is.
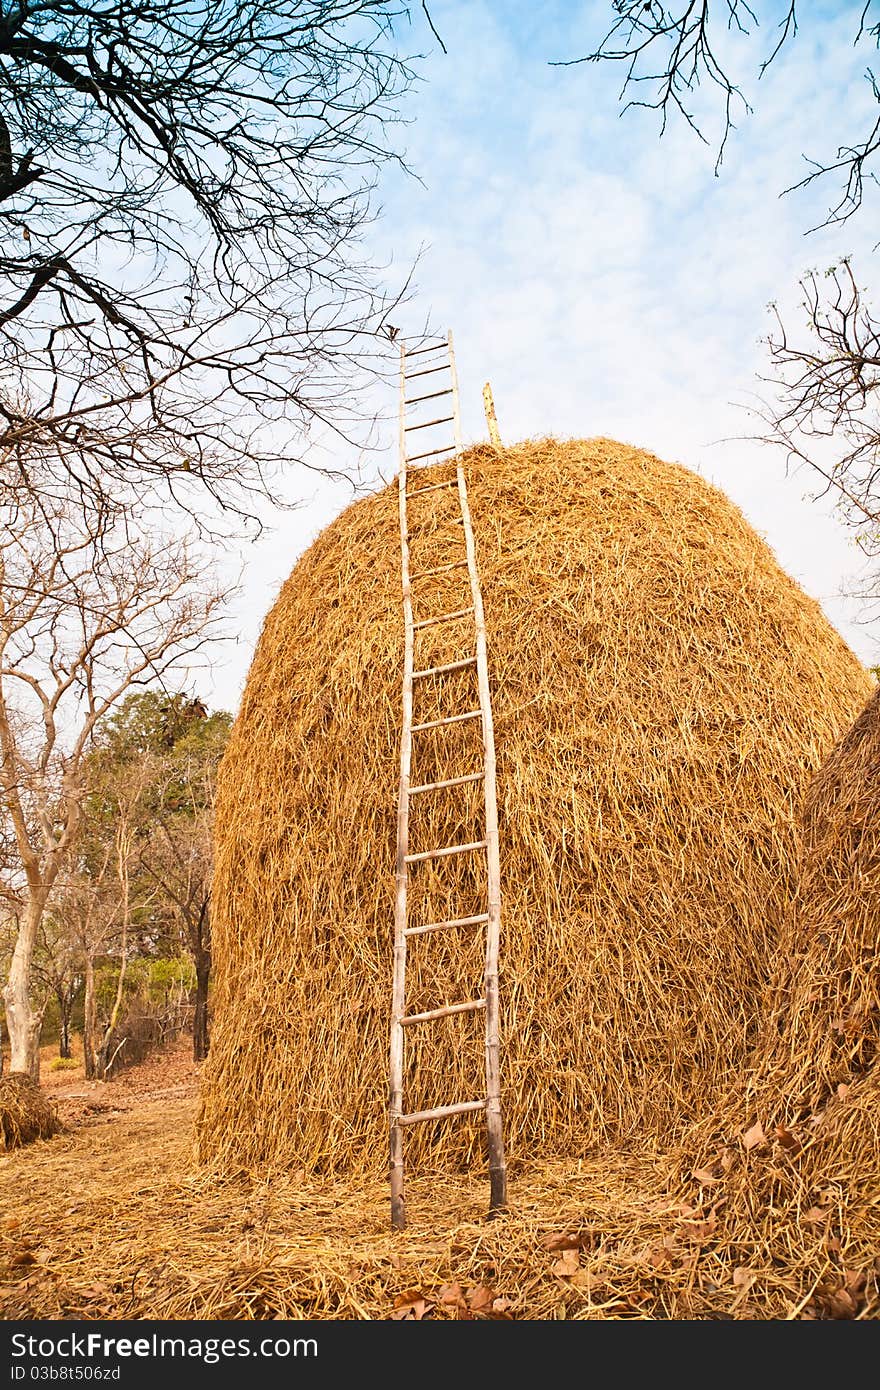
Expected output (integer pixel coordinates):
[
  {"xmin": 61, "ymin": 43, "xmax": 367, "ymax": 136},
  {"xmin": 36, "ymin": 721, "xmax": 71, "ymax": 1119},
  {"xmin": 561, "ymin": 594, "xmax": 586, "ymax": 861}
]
[
  {"xmin": 774, "ymin": 1126, "xmax": 798, "ymax": 1150},
  {"xmin": 492, "ymin": 1295, "xmax": 512, "ymax": 1314},
  {"xmin": 10, "ymin": 1251, "xmax": 35, "ymax": 1268},
  {"xmin": 74, "ymin": 1283, "xmax": 111, "ymax": 1299},
  {"xmin": 844, "ymin": 1270, "xmax": 866, "ymax": 1295},
  {"xmin": 32, "ymin": 1249, "xmax": 52, "ymax": 1266},
  {"xmin": 803, "ymin": 1206, "xmax": 829, "ymax": 1226},
  {"xmin": 836, "ymin": 1083, "xmax": 851, "ymax": 1100},
  {"xmin": 732, "ymin": 1267, "xmax": 756, "ymax": 1288},
  {"xmin": 647, "ymin": 1246, "xmax": 676, "ymax": 1269},
  {"xmin": 551, "ymin": 1248, "xmax": 580, "ymax": 1278},
  {"xmin": 692, "ymin": 1166, "xmax": 721, "ymax": 1185},
  {"xmin": 822, "ymin": 1287, "xmax": 857, "ymax": 1319},
  {"xmin": 742, "ymin": 1121, "xmax": 766, "ymax": 1151},
  {"xmin": 541, "ymin": 1231, "xmax": 582, "ymax": 1252},
  {"xmin": 2, "ymin": 1218, "xmax": 20, "ymax": 1232},
  {"xmin": 679, "ymin": 1207, "xmax": 718, "ymax": 1242},
  {"xmin": 391, "ymin": 1289, "xmax": 431, "ymax": 1321},
  {"xmin": 438, "ymin": 1282, "xmax": 464, "ymax": 1306},
  {"xmin": 467, "ymin": 1284, "xmax": 495, "ymax": 1313}
]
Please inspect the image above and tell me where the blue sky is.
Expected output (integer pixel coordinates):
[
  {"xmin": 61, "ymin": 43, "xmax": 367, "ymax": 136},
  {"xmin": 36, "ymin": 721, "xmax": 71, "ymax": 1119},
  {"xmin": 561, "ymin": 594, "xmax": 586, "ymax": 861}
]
[{"xmin": 206, "ymin": 1, "xmax": 880, "ymax": 711}]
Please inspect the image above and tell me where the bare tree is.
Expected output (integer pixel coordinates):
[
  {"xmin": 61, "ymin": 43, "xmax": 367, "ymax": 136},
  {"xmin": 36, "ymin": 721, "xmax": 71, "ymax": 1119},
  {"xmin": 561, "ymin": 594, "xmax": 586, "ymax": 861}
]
[
  {"xmin": 0, "ymin": 472, "xmax": 225, "ymax": 1078},
  {"xmin": 556, "ymin": 2, "xmax": 880, "ymax": 224},
  {"xmin": 558, "ymin": 6, "xmax": 880, "ymax": 589},
  {"xmin": 31, "ymin": 913, "xmax": 82, "ymax": 1059},
  {"xmin": 748, "ymin": 259, "xmax": 880, "ymax": 585},
  {"xmin": 0, "ymin": 1, "xmax": 433, "ymax": 518}
]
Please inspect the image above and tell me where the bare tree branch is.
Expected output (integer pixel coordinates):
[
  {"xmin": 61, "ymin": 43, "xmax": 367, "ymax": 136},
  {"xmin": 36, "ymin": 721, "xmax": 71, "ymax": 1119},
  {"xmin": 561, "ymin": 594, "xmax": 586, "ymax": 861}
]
[{"xmin": 0, "ymin": 1, "xmax": 435, "ymax": 521}]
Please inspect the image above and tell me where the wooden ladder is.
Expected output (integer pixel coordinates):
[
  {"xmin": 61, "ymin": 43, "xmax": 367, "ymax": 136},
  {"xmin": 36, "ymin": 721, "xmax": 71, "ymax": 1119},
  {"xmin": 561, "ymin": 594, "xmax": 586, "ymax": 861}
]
[{"xmin": 388, "ymin": 330, "xmax": 507, "ymax": 1231}]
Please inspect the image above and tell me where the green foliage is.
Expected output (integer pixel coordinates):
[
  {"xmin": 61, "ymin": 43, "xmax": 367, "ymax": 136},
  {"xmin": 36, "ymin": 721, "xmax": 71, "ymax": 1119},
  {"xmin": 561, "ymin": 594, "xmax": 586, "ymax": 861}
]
[
  {"xmin": 94, "ymin": 691, "xmax": 232, "ymax": 766},
  {"xmin": 49, "ymin": 1057, "xmax": 79, "ymax": 1072},
  {"xmin": 95, "ymin": 956, "xmax": 195, "ymax": 1014}
]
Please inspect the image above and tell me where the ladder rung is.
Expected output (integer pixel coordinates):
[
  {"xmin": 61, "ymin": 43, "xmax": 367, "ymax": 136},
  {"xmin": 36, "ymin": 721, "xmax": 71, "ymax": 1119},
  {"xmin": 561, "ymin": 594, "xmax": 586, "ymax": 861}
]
[
  {"xmin": 398, "ymin": 1100, "xmax": 486, "ymax": 1125},
  {"xmin": 412, "ymin": 656, "xmax": 476, "ymax": 679},
  {"xmin": 404, "ymin": 341, "xmax": 448, "ymax": 358},
  {"xmin": 410, "ymin": 560, "xmax": 468, "ymax": 580},
  {"xmin": 404, "ymin": 415, "xmax": 455, "ymax": 433},
  {"xmin": 406, "ymin": 446, "xmax": 456, "ymax": 463},
  {"xmin": 406, "ymin": 479, "xmax": 458, "ymax": 498},
  {"xmin": 405, "ymin": 912, "xmax": 489, "ymax": 939},
  {"xmin": 412, "ymin": 606, "xmax": 473, "ymax": 630},
  {"xmin": 400, "ymin": 999, "xmax": 486, "ymax": 1025},
  {"xmin": 411, "ymin": 709, "xmax": 481, "ymax": 733},
  {"xmin": 405, "ymin": 363, "xmax": 451, "ymax": 381},
  {"xmin": 405, "ymin": 839, "xmax": 487, "ymax": 864},
  {"xmin": 405, "ymin": 388, "xmax": 454, "ymax": 406},
  {"xmin": 409, "ymin": 771, "xmax": 483, "ymax": 795}
]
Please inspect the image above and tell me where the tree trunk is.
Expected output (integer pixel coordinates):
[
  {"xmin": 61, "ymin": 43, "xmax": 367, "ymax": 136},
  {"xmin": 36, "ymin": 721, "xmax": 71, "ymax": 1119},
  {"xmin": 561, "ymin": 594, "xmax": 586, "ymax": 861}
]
[
  {"xmin": 82, "ymin": 954, "xmax": 97, "ymax": 1080},
  {"xmin": 192, "ymin": 952, "xmax": 210, "ymax": 1062},
  {"xmin": 3, "ymin": 893, "xmax": 48, "ymax": 1079},
  {"xmin": 57, "ymin": 987, "xmax": 73, "ymax": 1059}
]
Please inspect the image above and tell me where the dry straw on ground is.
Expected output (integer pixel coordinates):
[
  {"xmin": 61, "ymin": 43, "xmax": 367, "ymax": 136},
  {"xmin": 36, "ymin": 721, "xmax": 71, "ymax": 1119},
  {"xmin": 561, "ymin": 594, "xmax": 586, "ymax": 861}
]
[
  {"xmin": 197, "ymin": 437, "xmax": 872, "ymax": 1176},
  {"xmin": 7, "ymin": 1086, "xmax": 870, "ymax": 1320},
  {"xmin": 679, "ymin": 683, "xmax": 880, "ymax": 1318},
  {"xmin": 0, "ymin": 1074, "xmax": 60, "ymax": 1150}
]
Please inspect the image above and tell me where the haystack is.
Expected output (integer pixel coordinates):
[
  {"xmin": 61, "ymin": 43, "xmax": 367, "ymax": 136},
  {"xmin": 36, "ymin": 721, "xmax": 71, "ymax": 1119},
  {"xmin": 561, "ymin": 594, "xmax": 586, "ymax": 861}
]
[
  {"xmin": 0, "ymin": 1074, "xmax": 60, "ymax": 1149},
  {"xmin": 197, "ymin": 438, "xmax": 872, "ymax": 1176},
  {"xmin": 683, "ymin": 683, "xmax": 880, "ymax": 1314}
]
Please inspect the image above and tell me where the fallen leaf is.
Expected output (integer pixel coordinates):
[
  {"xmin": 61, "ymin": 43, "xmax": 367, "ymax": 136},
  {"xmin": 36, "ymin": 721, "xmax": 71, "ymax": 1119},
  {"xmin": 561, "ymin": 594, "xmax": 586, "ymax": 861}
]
[
  {"xmin": 392, "ymin": 1289, "xmax": 431, "ymax": 1321},
  {"xmin": 733, "ymin": 1267, "xmax": 756, "ymax": 1288},
  {"xmin": 33, "ymin": 1248, "xmax": 52, "ymax": 1266},
  {"xmin": 836, "ymin": 1083, "xmax": 851, "ymax": 1100},
  {"xmin": 551, "ymin": 1248, "xmax": 580, "ymax": 1277},
  {"xmin": 10, "ymin": 1251, "xmax": 35, "ymax": 1267},
  {"xmin": 467, "ymin": 1283, "xmax": 495, "ymax": 1313},
  {"xmin": 2, "ymin": 1219, "xmax": 20, "ymax": 1232},
  {"xmin": 742, "ymin": 1121, "xmax": 766, "ymax": 1151},
  {"xmin": 647, "ymin": 1246, "xmax": 676, "ymax": 1269},
  {"xmin": 491, "ymin": 1295, "xmax": 512, "ymax": 1314},
  {"xmin": 821, "ymin": 1287, "xmax": 857, "ymax": 1319},
  {"xmin": 438, "ymin": 1282, "xmax": 464, "ymax": 1306},
  {"xmin": 541, "ymin": 1232, "xmax": 582, "ymax": 1252},
  {"xmin": 803, "ymin": 1207, "xmax": 829, "ymax": 1226},
  {"xmin": 692, "ymin": 1166, "xmax": 721, "ymax": 1185},
  {"xmin": 774, "ymin": 1126, "xmax": 798, "ymax": 1150}
]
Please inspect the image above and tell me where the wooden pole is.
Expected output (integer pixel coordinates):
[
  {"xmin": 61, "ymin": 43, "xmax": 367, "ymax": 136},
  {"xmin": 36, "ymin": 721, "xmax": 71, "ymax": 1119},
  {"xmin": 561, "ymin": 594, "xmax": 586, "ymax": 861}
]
[
  {"xmin": 449, "ymin": 337, "xmax": 508, "ymax": 1217},
  {"xmin": 482, "ymin": 382, "xmax": 503, "ymax": 452},
  {"xmin": 389, "ymin": 339, "xmax": 412, "ymax": 1232}
]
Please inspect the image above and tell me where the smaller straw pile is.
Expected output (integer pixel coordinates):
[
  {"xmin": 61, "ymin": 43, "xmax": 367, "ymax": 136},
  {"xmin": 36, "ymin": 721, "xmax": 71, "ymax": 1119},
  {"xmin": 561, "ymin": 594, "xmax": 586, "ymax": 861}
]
[
  {"xmin": 683, "ymin": 684, "xmax": 880, "ymax": 1317},
  {"xmin": 0, "ymin": 1074, "xmax": 60, "ymax": 1150}
]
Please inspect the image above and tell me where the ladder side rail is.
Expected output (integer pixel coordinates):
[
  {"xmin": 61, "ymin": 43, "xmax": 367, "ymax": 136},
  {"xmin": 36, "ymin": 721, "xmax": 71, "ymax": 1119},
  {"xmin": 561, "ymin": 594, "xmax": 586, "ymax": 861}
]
[
  {"xmin": 449, "ymin": 331, "xmax": 508, "ymax": 1215},
  {"xmin": 389, "ymin": 339, "xmax": 413, "ymax": 1232}
]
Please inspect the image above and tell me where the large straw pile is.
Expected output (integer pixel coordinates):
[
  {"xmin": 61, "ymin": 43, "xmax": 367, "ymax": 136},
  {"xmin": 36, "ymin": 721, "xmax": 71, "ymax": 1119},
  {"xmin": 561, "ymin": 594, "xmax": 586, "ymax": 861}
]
[
  {"xmin": 682, "ymin": 683, "xmax": 880, "ymax": 1315},
  {"xmin": 198, "ymin": 438, "xmax": 872, "ymax": 1176}
]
